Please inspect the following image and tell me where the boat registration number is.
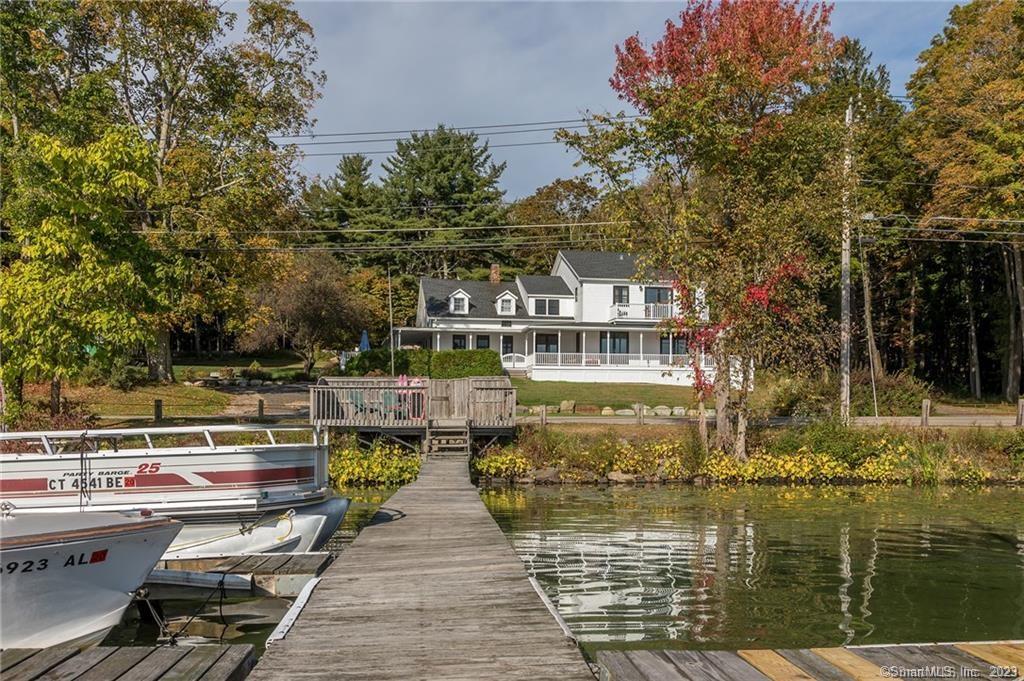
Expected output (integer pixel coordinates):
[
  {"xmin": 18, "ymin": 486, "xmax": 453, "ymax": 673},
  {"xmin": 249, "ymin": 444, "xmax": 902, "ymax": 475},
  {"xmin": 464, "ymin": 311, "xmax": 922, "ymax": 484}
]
[{"xmin": 48, "ymin": 469, "xmax": 133, "ymax": 491}]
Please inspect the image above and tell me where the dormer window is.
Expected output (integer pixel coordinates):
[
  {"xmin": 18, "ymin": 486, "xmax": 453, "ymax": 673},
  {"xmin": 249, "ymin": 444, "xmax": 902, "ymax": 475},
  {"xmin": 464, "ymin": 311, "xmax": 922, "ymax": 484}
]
[
  {"xmin": 448, "ymin": 288, "xmax": 471, "ymax": 315},
  {"xmin": 495, "ymin": 291, "xmax": 517, "ymax": 316}
]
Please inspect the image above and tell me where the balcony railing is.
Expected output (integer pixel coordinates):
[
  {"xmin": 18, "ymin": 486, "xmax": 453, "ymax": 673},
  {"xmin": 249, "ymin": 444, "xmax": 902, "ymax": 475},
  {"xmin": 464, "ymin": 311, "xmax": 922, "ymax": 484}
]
[{"xmin": 608, "ymin": 302, "xmax": 676, "ymax": 321}]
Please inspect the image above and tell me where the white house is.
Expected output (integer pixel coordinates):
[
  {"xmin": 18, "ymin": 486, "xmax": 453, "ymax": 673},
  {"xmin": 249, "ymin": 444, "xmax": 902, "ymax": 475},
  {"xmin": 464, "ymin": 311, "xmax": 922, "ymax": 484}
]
[{"xmin": 397, "ymin": 250, "xmax": 715, "ymax": 386}]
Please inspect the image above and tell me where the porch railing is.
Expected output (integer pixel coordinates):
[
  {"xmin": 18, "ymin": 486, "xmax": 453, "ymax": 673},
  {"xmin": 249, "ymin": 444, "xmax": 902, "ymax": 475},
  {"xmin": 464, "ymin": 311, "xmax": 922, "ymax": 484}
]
[{"xmin": 532, "ymin": 352, "xmax": 713, "ymax": 368}]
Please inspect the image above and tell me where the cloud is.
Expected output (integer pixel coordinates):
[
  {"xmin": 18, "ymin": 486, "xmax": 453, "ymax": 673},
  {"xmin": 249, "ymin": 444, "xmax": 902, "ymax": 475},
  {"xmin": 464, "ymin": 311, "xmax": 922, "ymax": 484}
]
[{"xmin": 288, "ymin": 1, "xmax": 953, "ymax": 198}]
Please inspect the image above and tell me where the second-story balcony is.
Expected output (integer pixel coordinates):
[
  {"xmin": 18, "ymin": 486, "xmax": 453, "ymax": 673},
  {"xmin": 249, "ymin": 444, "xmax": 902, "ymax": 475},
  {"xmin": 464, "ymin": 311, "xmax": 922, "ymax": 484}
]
[{"xmin": 608, "ymin": 302, "xmax": 676, "ymax": 322}]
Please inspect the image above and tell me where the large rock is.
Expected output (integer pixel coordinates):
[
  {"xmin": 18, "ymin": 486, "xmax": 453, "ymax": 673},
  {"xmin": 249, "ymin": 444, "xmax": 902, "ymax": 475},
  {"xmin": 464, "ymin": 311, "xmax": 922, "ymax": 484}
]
[
  {"xmin": 515, "ymin": 405, "xmax": 530, "ymax": 415},
  {"xmin": 249, "ymin": 379, "xmax": 263, "ymax": 387},
  {"xmin": 601, "ymin": 407, "xmax": 616, "ymax": 416},
  {"xmin": 529, "ymin": 405, "xmax": 545, "ymax": 416},
  {"xmin": 533, "ymin": 467, "xmax": 561, "ymax": 484},
  {"xmin": 236, "ymin": 378, "xmax": 249, "ymax": 387},
  {"xmin": 614, "ymin": 408, "xmax": 635, "ymax": 416},
  {"xmin": 576, "ymin": 404, "xmax": 600, "ymax": 415},
  {"xmin": 559, "ymin": 400, "xmax": 576, "ymax": 414},
  {"xmin": 643, "ymin": 405, "xmax": 656, "ymax": 415},
  {"xmin": 672, "ymin": 406, "xmax": 687, "ymax": 416},
  {"xmin": 653, "ymin": 405, "xmax": 672, "ymax": 416},
  {"xmin": 209, "ymin": 372, "xmax": 221, "ymax": 379},
  {"xmin": 607, "ymin": 470, "xmax": 635, "ymax": 483}
]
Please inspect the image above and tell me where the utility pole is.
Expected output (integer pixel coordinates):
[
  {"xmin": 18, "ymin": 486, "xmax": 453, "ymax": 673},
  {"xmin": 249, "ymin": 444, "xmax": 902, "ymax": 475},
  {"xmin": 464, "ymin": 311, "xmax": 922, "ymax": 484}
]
[
  {"xmin": 840, "ymin": 99, "xmax": 854, "ymax": 426},
  {"xmin": 387, "ymin": 268, "xmax": 396, "ymax": 376}
]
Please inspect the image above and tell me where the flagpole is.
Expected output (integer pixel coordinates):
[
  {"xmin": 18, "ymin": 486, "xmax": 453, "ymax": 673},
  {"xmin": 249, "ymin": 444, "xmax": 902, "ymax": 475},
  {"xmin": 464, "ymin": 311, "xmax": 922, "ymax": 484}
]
[{"xmin": 388, "ymin": 268, "xmax": 395, "ymax": 376}]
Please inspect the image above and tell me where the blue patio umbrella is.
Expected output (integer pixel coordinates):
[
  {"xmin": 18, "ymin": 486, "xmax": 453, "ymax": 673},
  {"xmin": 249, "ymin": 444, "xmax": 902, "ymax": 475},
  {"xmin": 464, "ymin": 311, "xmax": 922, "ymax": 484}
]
[{"xmin": 359, "ymin": 330, "xmax": 370, "ymax": 352}]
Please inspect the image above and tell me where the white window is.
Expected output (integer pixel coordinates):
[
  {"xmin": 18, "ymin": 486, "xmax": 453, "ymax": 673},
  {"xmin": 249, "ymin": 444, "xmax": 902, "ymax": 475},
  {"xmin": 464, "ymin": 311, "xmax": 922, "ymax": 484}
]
[
  {"xmin": 499, "ymin": 298, "xmax": 513, "ymax": 314},
  {"xmin": 452, "ymin": 296, "xmax": 467, "ymax": 314}
]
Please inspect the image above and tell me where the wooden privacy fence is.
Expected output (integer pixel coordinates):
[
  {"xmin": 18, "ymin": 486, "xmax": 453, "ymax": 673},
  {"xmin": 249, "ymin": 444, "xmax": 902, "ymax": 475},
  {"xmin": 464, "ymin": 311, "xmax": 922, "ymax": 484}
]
[{"xmin": 311, "ymin": 377, "xmax": 515, "ymax": 429}]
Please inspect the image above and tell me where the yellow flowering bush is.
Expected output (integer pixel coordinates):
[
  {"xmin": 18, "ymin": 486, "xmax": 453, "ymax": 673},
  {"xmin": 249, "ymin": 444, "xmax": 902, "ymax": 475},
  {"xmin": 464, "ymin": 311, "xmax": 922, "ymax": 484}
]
[
  {"xmin": 941, "ymin": 455, "xmax": 990, "ymax": 484},
  {"xmin": 699, "ymin": 448, "xmax": 849, "ymax": 483},
  {"xmin": 329, "ymin": 441, "xmax": 420, "ymax": 487},
  {"xmin": 473, "ymin": 448, "xmax": 531, "ymax": 478}
]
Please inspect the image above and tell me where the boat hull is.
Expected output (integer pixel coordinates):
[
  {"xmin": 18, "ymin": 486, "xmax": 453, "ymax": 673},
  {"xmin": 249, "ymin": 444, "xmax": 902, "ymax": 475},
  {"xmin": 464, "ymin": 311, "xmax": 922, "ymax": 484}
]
[
  {"xmin": 165, "ymin": 495, "xmax": 350, "ymax": 558},
  {"xmin": 0, "ymin": 514, "xmax": 181, "ymax": 649}
]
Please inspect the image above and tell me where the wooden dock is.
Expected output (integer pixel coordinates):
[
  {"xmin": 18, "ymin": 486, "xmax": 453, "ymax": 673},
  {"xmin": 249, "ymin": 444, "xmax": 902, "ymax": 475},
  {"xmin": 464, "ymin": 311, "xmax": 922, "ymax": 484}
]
[
  {"xmin": 597, "ymin": 641, "xmax": 1024, "ymax": 680},
  {"xmin": 248, "ymin": 455, "xmax": 593, "ymax": 680},
  {"xmin": 0, "ymin": 644, "xmax": 254, "ymax": 681}
]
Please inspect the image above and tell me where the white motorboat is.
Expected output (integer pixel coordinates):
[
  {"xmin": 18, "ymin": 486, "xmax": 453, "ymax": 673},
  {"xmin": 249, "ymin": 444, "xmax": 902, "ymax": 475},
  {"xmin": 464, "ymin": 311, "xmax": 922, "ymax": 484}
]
[
  {"xmin": 0, "ymin": 509, "xmax": 182, "ymax": 649},
  {"xmin": 0, "ymin": 425, "xmax": 349, "ymax": 559}
]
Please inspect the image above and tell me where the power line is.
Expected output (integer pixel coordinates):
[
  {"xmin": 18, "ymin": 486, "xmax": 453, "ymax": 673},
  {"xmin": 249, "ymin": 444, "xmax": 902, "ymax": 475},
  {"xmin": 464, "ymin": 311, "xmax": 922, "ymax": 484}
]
[
  {"xmin": 130, "ymin": 220, "xmax": 628, "ymax": 236},
  {"xmin": 285, "ymin": 124, "xmax": 595, "ymax": 147},
  {"xmin": 268, "ymin": 115, "xmax": 640, "ymax": 140},
  {"xmin": 863, "ymin": 224, "xmax": 1024, "ymax": 238},
  {"xmin": 300, "ymin": 139, "xmax": 564, "ymax": 157}
]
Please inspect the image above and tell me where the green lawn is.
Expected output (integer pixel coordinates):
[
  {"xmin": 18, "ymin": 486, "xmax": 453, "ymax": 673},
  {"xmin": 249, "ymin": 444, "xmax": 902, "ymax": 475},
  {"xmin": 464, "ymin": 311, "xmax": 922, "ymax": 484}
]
[
  {"xmin": 512, "ymin": 379, "xmax": 698, "ymax": 410},
  {"xmin": 172, "ymin": 351, "xmax": 331, "ymax": 380},
  {"xmin": 62, "ymin": 382, "xmax": 232, "ymax": 417}
]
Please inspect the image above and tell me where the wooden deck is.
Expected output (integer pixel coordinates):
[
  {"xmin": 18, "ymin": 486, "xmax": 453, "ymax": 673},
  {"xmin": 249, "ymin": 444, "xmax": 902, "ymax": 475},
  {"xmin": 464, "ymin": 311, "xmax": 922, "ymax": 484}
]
[
  {"xmin": 0, "ymin": 644, "xmax": 254, "ymax": 681},
  {"xmin": 597, "ymin": 641, "xmax": 1024, "ymax": 680},
  {"xmin": 248, "ymin": 455, "xmax": 593, "ymax": 680}
]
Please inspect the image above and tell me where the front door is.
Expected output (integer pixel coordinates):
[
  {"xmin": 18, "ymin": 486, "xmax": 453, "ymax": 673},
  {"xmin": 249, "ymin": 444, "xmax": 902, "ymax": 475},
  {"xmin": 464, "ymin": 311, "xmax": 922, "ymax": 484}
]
[{"xmin": 501, "ymin": 335, "xmax": 514, "ymax": 355}]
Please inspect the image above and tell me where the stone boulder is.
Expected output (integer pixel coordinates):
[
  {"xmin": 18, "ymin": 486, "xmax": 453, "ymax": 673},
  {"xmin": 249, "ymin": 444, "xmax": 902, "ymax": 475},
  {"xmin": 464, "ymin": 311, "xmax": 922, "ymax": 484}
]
[
  {"xmin": 672, "ymin": 406, "xmax": 687, "ymax": 416},
  {"xmin": 559, "ymin": 400, "xmax": 576, "ymax": 414},
  {"xmin": 576, "ymin": 404, "xmax": 600, "ymax": 415},
  {"xmin": 653, "ymin": 405, "xmax": 672, "ymax": 416},
  {"xmin": 607, "ymin": 470, "xmax": 635, "ymax": 483},
  {"xmin": 249, "ymin": 379, "xmax": 263, "ymax": 387},
  {"xmin": 601, "ymin": 407, "xmax": 615, "ymax": 416},
  {"xmin": 614, "ymin": 408, "xmax": 635, "ymax": 416},
  {"xmin": 533, "ymin": 467, "xmax": 561, "ymax": 484},
  {"xmin": 529, "ymin": 405, "xmax": 544, "ymax": 416},
  {"xmin": 236, "ymin": 378, "xmax": 249, "ymax": 387}
]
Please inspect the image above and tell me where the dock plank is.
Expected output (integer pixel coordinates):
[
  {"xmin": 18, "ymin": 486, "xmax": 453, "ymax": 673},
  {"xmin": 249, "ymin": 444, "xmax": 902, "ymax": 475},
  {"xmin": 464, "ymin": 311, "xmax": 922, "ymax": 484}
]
[
  {"xmin": 196, "ymin": 645, "xmax": 255, "ymax": 681},
  {"xmin": 35, "ymin": 646, "xmax": 117, "ymax": 681},
  {"xmin": 249, "ymin": 456, "xmax": 592, "ymax": 681},
  {"xmin": 1, "ymin": 649, "xmax": 39, "ymax": 673},
  {"xmin": 75, "ymin": 648, "xmax": 157, "ymax": 681},
  {"xmin": 739, "ymin": 649, "xmax": 816, "ymax": 680},
  {"xmin": 3, "ymin": 647, "xmax": 79, "ymax": 681},
  {"xmin": 115, "ymin": 647, "xmax": 192, "ymax": 681},
  {"xmin": 160, "ymin": 646, "xmax": 229, "ymax": 681}
]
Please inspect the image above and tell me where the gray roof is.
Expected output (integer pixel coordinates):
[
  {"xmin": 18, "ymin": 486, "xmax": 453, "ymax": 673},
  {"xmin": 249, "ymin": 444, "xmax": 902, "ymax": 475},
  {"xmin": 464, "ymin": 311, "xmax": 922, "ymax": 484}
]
[
  {"xmin": 421, "ymin": 278, "xmax": 529, "ymax": 319},
  {"xmin": 559, "ymin": 250, "xmax": 638, "ymax": 279},
  {"xmin": 517, "ymin": 275, "xmax": 572, "ymax": 297}
]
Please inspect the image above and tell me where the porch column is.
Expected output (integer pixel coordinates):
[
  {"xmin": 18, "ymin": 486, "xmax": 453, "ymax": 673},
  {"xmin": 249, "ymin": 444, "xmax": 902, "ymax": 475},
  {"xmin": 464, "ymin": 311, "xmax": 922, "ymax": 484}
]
[
  {"xmin": 436, "ymin": 332, "xmax": 441, "ymax": 351},
  {"xmin": 640, "ymin": 332, "xmax": 644, "ymax": 364},
  {"xmin": 583, "ymin": 331, "xmax": 587, "ymax": 364},
  {"xmin": 557, "ymin": 330, "xmax": 562, "ymax": 366},
  {"xmin": 469, "ymin": 332, "xmax": 474, "ymax": 350},
  {"xmin": 397, "ymin": 329, "xmax": 402, "ymax": 349},
  {"xmin": 669, "ymin": 332, "xmax": 674, "ymax": 364},
  {"xmin": 532, "ymin": 330, "xmax": 536, "ymax": 361},
  {"xmin": 605, "ymin": 331, "xmax": 610, "ymax": 365}
]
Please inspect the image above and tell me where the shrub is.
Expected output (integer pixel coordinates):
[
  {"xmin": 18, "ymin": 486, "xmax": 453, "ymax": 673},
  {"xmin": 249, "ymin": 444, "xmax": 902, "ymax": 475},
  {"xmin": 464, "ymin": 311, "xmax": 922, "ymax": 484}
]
[
  {"xmin": 219, "ymin": 367, "xmax": 235, "ymax": 379},
  {"xmin": 767, "ymin": 370, "xmax": 930, "ymax": 417},
  {"xmin": 1004, "ymin": 430, "xmax": 1024, "ymax": 473},
  {"xmin": 107, "ymin": 358, "xmax": 147, "ymax": 391},
  {"xmin": 474, "ymin": 448, "xmax": 531, "ymax": 478},
  {"xmin": 182, "ymin": 367, "xmax": 198, "ymax": 382},
  {"xmin": 430, "ymin": 349, "xmax": 503, "ymax": 379},
  {"xmin": 345, "ymin": 349, "xmax": 408, "ymax": 376},
  {"xmin": 329, "ymin": 440, "xmax": 420, "ymax": 487},
  {"xmin": 407, "ymin": 349, "xmax": 431, "ymax": 377},
  {"xmin": 241, "ymin": 361, "xmax": 272, "ymax": 381}
]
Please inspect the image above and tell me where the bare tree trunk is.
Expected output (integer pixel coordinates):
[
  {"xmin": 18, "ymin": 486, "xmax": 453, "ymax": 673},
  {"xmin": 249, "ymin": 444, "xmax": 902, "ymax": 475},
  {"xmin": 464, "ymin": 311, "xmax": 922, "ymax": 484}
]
[
  {"xmin": 49, "ymin": 377, "xmax": 61, "ymax": 417},
  {"xmin": 697, "ymin": 395, "xmax": 709, "ymax": 454},
  {"xmin": 734, "ymin": 360, "xmax": 751, "ymax": 461},
  {"xmin": 966, "ymin": 278, "xmax": 982, "ymax": 400},
  {"xmin": 1001, "ymin": 250, "xmax": 1021, "ymax": 402},
  {"xmin": 147, "ymin": 328, "xmax": 175, "ymax": 383},
  {"xmin": 713, "ymin": 344, "xmax": 733, "ymax": 454},
  {"xmin": 1013, "ymin": 245, "xmax": 1024, "ymax": 397},
  {"xmin": 905, "ymin": 274, "xmax": 918, "ymax": 373},
  {"xmin": 861, "ymin": 249, "xmax": 883, "ymax": 378}
]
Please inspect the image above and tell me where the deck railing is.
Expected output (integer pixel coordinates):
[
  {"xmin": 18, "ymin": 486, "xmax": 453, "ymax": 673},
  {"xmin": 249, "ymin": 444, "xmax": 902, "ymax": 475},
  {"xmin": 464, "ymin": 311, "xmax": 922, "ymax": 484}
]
[
  {"xmin": 608, "ymin": 302, "xmax": 676, "ymax": 321},
  {"xmin": 310, "ymin": 377, "xmax": 515, "ymax": 429}
]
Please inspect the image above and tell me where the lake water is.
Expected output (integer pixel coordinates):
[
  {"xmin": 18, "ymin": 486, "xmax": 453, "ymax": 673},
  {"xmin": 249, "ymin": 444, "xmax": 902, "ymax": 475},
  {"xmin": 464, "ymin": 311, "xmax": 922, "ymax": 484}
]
[{"xmin": 482, "ymin": 484, "xmax": 1024, "ymax": 657}]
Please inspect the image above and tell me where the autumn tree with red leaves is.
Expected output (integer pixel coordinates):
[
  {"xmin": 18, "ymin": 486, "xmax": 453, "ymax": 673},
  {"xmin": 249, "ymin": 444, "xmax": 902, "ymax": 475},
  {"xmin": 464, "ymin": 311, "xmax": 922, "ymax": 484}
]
[{"xmin": 560, "ymin": 0, "xmax": 845, "ymax": 459}]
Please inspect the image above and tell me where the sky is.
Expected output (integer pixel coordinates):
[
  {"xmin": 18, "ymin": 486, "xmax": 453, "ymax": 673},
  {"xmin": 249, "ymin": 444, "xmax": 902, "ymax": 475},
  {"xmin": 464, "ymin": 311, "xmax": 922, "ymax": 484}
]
[{"xmin": 270, "ymin": 1, "xmax": 955, "ymax": 198}]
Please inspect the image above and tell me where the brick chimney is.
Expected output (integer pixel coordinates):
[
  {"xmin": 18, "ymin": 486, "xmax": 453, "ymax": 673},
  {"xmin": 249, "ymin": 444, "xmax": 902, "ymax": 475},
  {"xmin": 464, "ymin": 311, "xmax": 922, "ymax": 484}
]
[{"xmin": 489, "ymin": 263, "xmax": 501, "ymax": 283}]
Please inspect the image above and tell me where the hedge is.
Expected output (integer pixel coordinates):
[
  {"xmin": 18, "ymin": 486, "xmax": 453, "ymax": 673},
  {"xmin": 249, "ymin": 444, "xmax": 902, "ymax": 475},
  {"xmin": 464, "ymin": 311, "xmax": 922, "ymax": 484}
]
[
  {"xmin": 344, "ymin": 348, "xmax": 431, "ymax": 377},
  {"xmin": 344, "ymin": 348, "xmax": 502, "ymax": 378},
  {"xmin": 430, "ymin": 349, "xmax": 503, "ymax": 379}
]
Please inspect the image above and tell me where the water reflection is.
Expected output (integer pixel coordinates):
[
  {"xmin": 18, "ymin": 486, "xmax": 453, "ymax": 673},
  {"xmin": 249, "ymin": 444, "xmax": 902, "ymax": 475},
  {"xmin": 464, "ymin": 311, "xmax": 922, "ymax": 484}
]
[{"xmin": 482, "ymin": 485, "xmax": 1024, "ymax": 655}]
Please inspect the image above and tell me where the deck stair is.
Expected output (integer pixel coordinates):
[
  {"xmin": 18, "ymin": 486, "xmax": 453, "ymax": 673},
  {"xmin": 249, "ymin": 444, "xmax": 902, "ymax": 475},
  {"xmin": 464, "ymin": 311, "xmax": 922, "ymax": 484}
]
[{"xmin": 427, "ymin": 419, "xmax": 471, "ymax": 457}]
